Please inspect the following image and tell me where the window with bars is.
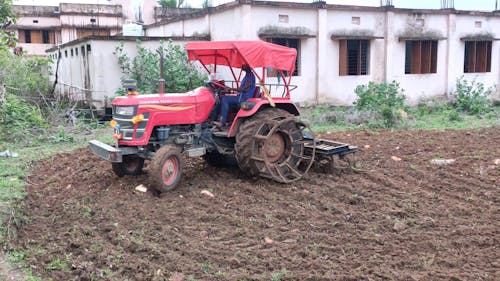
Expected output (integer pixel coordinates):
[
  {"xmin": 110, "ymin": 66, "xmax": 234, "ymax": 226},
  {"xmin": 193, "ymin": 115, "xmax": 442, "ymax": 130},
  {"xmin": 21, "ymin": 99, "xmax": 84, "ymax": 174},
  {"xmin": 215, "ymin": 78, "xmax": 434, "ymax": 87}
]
[
  {"xmin": 267, "ymin": 38, "xmax": 300, "ymax": 76},
  {"xmin": 339, "ymin": 39, "xmax": 369, "ymax": 76},
  {"xmin": 464, "ymin": 41, "xmax": 491, "ymax": 73},
  {"xmin": 404, "ymin": 40, "xmax": 438, "ymax": 74},
  {"xmin": 23, "ymin": 30, "xmax": 31, "ymax": 43},
  {"xmin": 42, "ymin": 30, "xmax": 50, "ymax": 44}
]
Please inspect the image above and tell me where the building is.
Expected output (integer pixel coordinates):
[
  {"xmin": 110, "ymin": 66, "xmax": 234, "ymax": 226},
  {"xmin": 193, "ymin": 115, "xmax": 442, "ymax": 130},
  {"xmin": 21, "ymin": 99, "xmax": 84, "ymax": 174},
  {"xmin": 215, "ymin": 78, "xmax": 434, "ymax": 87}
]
[
  {"xmin": 34, "ymin": 1, "xmax": 500, "ymax": 106},
  {"xmin": 45, "ymin": 35, "xmax": 209, "ymax": 108},
  {"xmin": 144, "ymin": 0, "xmax": 500, "ymax": 105},
  {"xmin": 12, "ymin": 3, "xmax": 124, "ymax": 56},
  {"xmin": 11, "ymin": 0, "xmax": 164, "ymax": 56}
]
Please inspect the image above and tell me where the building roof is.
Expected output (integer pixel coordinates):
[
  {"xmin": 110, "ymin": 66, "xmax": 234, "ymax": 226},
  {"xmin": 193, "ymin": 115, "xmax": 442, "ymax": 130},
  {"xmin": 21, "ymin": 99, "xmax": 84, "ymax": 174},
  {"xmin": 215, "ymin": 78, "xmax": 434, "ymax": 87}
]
[
  {"xmin": 145, "ymin": 0, "xmax": 500, "ymax": 29},
  {"xmin": 45, "ymin": 35, "xmax": 211, "ymax": 52}
]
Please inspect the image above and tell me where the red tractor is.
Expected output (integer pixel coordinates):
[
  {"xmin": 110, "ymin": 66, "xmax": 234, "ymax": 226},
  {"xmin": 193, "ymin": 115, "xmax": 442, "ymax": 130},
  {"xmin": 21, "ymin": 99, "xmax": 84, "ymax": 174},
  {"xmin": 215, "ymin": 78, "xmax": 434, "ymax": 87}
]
[{"xmin": 89, "ymin": 40, "xmax": 357, "ymax": 193}]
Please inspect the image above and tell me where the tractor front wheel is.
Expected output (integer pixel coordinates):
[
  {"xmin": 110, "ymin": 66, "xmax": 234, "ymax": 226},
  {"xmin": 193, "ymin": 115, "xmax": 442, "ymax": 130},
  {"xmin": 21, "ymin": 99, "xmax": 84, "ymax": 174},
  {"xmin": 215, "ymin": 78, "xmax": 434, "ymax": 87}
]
[
  {"xmin": 112, "ymin": 155, "xmax": 144, "ymax": 177},
  {"xmin": 150, "ymin": 145, "xmax": 183, "ymax": 193}
]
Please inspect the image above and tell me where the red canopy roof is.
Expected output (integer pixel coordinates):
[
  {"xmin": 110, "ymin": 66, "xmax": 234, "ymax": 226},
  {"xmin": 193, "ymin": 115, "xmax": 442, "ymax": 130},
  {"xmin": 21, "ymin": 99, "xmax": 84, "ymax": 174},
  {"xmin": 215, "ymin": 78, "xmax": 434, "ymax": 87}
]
[{"xmin": 186, "ymin": 40, "xmax": 297, "ymax": 74}]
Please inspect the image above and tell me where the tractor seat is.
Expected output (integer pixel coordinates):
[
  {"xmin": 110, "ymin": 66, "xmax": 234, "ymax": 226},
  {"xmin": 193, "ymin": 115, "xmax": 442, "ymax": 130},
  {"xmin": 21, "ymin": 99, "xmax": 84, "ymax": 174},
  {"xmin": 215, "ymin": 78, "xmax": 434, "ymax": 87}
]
[{"xmin": 239, "ymin": 86, "xmax": 261, "ymax": 110}]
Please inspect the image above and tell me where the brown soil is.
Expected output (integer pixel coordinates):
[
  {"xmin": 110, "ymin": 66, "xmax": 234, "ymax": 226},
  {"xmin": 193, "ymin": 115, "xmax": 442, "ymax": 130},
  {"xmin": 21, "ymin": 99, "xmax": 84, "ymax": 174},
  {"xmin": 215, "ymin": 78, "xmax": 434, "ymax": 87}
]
[{"xmin": 8, "ymin": 128, "xmax": 500, "ymax": 280}]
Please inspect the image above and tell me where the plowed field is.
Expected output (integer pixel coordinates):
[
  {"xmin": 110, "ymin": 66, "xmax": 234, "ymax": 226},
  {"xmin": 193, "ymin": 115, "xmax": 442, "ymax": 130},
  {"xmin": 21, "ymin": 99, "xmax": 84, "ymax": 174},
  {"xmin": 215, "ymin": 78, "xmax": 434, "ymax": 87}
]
[{"xmin": 9, "ymin": 128, "xmax": 500, "ymax": 280}]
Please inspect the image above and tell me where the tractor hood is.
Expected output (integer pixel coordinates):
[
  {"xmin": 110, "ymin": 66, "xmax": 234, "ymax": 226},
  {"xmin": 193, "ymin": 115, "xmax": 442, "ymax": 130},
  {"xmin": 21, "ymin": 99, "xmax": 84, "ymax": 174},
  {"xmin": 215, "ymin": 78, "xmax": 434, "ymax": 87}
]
[{"xmin": 112, "ymin": 86, "xmax": 215, "ymax": 125}]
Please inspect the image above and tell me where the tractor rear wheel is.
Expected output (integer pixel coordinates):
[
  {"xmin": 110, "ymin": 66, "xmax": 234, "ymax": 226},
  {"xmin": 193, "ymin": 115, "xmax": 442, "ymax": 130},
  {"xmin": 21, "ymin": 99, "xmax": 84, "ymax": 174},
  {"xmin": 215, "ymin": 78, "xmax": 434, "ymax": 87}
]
[
  {"xmin": 150, "ymin": 145, "xmax": 183, "ymax": 193},
  {"xmin": 234, "ymin": 108, "xmax": 315, "ymax": 183},
  {"xmin": 111, "ymin": 155, "xmax": 144, "ymax": 177}
]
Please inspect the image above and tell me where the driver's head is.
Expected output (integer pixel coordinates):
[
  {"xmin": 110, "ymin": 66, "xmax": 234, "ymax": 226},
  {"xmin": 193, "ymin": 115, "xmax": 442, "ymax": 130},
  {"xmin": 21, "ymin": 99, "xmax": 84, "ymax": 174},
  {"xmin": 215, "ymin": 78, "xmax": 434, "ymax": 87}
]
[{"xmin": 242, "ymin": 64, "xmax": 251, "ymax": 72}]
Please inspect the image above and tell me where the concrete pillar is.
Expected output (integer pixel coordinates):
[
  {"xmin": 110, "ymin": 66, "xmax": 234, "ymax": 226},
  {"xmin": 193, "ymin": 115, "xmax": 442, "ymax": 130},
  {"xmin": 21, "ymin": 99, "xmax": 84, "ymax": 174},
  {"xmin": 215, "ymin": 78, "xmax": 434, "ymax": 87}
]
[
  {"xmin": 316, "ymin": 7, "xmax": 328, "ymax": 104},
  {"xmin": 383, "ymin": 9, "xmax": 395, "ymax": 82},
  {"xmin": 445, "ymin": 12, "xmax": 456, "ymax": 97}
]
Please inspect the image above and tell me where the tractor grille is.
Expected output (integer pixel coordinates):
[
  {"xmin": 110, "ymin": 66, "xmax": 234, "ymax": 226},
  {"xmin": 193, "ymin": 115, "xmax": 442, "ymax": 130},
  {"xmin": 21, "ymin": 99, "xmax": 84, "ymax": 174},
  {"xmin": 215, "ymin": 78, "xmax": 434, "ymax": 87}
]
[
  {"xmin": 112, "ymin": 105, "xmax": 149, "ymax": 141},
  {"xmin": 113, "ymin": 113, "xmax": 149, "ymax": 141},
  {"xmin": 114, "ymin": 117, "xmax": 135, "ymax": 140}
]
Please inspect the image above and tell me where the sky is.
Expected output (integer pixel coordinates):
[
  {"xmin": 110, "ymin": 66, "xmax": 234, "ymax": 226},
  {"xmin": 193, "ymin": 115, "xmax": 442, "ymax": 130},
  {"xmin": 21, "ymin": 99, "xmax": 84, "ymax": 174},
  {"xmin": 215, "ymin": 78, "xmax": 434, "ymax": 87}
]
[{"xmin": 12, "ymin": 0, "xmax": 500, "ymax": 11}]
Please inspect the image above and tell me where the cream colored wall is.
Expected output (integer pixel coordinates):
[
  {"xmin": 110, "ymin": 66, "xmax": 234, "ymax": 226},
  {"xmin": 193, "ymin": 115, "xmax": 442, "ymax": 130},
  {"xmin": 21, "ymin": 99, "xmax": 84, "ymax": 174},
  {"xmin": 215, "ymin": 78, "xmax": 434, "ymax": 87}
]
[
  {"xmin": 16, "ymin": 16, "xmax": 60, "ymax": 27},
  {"xmin": 322, "ymin": 10, "xmax": 386, "ymax": 105},
  {"xmin": 47, "ymin": 39, "xmax": 193, "ymax": 107},
  {"xmin": 451, "ymin": 15, "xmax": 500, "ymax": 99}
]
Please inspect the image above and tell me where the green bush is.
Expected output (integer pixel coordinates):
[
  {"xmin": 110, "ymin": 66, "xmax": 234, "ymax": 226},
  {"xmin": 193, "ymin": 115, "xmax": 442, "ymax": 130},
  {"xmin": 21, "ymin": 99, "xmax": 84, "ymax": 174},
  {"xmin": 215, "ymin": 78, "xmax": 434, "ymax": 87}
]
[
  {"xmin": 354, "ymin": 81, "xmax": 406, "ymax": 128},
  {"xmin": 447, "ymin": 109, "xmax": 463, "ymax": 121},
  {"xmin": 0, "ymin": 94, "xmax": 49, "ymax": 143},
  {"xmin": 114, "ymin": 40, "xmax": 206, "ymax": 95},
  {"xmin": 0, "ymin": 50, "xmax": 52, "ymax": 98},
  {"xmin": 454, "ymin": 76, "xmax": 494, "ymax": 115}
]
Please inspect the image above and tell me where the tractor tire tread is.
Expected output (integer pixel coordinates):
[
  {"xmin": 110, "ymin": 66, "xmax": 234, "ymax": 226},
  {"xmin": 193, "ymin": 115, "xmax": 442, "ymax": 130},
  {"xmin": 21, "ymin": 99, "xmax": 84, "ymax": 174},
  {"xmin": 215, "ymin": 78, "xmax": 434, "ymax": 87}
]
[
  {"xmin": 150, "ymin": 145, "xmax": 183, "ymax": 193},
  {"xmin": 234, "ymin": 108, "xmax": 292, "ymax": 177}
]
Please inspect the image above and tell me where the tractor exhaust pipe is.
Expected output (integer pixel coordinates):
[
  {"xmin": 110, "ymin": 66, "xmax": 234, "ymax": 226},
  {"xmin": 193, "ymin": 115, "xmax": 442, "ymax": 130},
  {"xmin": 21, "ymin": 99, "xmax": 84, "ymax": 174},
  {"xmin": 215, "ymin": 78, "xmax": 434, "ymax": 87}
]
[
  {"xmin": 158, "ymin": 48, "xmax": 165, "ymax": 94},
  {"xmin": 159, "ymin": 78, "xmax": 165, "ymax": 95}
]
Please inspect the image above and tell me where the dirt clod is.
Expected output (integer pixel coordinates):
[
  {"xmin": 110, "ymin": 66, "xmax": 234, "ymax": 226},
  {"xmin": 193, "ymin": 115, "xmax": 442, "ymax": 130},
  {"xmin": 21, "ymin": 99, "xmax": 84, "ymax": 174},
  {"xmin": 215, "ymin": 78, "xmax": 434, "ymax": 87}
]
[{"xmin": 391, "ymin": 155, "xmax": 402, "ymax": 161}]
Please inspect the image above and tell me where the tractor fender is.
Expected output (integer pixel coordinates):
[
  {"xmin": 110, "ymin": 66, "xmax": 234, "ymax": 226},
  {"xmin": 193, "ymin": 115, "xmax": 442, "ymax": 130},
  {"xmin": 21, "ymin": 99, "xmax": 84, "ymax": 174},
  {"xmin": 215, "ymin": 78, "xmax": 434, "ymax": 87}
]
[{"xmin": 228, "ymin": 99, "xmax": 300, "ymax": 137}]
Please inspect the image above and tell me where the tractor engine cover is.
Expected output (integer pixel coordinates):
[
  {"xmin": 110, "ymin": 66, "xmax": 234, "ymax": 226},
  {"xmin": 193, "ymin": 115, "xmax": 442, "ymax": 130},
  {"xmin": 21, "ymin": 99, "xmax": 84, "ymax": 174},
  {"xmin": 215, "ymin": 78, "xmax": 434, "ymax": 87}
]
[
  {"xmin": 111, "ymin": 86, "xmax": 215, "ymax": 146},
  {"xmin": 113, "ymin": 86, "xmax": 215, "ymax": 125}
]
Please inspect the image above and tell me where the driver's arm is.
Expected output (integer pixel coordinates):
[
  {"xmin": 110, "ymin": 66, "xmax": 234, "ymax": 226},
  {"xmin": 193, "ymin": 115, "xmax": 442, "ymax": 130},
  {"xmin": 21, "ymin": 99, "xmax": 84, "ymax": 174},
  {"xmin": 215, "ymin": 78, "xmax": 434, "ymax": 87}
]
[{"xmin": 231, "ymin": 79, "xmax": 252, "ymax": 93}]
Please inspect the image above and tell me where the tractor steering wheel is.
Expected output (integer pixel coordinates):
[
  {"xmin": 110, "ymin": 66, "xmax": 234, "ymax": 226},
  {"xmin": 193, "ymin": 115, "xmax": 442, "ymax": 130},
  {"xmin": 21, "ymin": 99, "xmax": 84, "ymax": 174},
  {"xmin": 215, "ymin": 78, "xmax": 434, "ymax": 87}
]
[{"xmin": 209, "ymin": 80, "xmax": 231, "ymax": 91}]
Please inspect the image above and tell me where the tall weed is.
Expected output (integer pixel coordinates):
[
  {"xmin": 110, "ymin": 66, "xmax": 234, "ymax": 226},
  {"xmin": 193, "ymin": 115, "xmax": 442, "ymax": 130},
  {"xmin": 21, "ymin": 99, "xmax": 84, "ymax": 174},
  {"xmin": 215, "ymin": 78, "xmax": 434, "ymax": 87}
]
[
  {"xmin": 453, "ymin": 76, "xmax": 494, "ymax": 115},
  {"xmin": 354, "ymin": 81, "xmax": 406, "ymax": 128}
]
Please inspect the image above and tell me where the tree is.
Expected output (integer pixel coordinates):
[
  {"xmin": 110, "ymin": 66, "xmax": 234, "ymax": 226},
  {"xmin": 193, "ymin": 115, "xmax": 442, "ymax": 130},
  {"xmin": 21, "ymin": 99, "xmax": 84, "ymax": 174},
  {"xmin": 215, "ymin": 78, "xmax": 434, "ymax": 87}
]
[
  {"xmin": 113, "ymin": 40, "xmax": 206, "ymax": 95},
  {"xmin": 0, "ymin": 0, "xmax": 16, "ymax": 51},
  {"xmin": 202, "ymin": 0, "xmax": 213, "ymax": 8},
  {"xmin": 158, "ymin": 0, "xmax": 185, "ymax": 8}
]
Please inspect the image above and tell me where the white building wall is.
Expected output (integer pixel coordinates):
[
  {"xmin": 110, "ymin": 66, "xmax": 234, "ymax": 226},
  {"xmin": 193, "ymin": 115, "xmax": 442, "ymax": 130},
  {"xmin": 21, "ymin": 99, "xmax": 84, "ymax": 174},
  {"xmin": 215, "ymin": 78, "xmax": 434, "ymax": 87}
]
[
  {"xmin": 16, "ymin": 16, "xmax": 60, "ymax": 27},
  {"xmin": 450, "ymin": 15, "xmax": 500, "ymax": 98},
  {"xmin": 323, "ymin": 10, "xmax": 386, "ymax": 105},
  {"xmin": 210, "ymin": 8, "xmax": 246, "ymax": 40},
  {"xmin": 386, "ymin": 13, "xmax": 448, "ymax": 103},
  {"xmin": 48, "ymin": 39, "xmax": 195, "ymax": 107},
  {"xmin": 245, "ymin": 6, "xmax": 319, "ymax": 103},
  {"xmin": 146, "ymin": 21, "xmax": 184, "ymax": 36},
  {"xmin": 183, "ymin": 16, "xmax": 210, "ymax": 37}
]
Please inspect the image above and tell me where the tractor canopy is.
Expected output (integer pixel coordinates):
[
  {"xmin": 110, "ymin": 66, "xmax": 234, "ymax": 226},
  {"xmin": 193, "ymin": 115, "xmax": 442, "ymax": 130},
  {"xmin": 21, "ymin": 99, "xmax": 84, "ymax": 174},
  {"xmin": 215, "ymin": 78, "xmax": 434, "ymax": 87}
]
[{"xmin": 186, "ymin": 40, "xmax": 297, "ymax": 84}]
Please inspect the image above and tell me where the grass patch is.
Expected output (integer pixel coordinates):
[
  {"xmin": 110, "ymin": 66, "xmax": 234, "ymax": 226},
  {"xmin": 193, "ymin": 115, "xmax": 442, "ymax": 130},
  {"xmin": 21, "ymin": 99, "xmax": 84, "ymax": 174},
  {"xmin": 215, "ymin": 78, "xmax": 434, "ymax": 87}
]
[
  {"xmin": 270, "ymin": 269, "xmax": 288, "ymax": 281},
  {"xmin": 301, "ymin": 105, "xmax": 499, "ymax": 133},
  {"xmin": 410, "ymin": 107, "xmax": 499, "ymax": 130}
]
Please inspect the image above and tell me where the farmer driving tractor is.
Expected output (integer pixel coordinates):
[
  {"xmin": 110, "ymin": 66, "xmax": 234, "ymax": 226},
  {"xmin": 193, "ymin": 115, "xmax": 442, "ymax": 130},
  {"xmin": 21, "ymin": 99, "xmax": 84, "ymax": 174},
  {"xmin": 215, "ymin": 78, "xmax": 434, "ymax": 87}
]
[{"xmin": 210, "ymin": 63, "xmax": 256, "ymax": 129}]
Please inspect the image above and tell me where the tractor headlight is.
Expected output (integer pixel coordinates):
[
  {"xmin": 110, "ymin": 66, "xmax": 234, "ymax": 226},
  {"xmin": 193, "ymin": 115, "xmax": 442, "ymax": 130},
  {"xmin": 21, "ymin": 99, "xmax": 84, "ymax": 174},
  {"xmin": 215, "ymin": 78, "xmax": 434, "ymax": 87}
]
[{"xmin": 115, "ymin": 106, "xmax": 135, "ymax": 116}]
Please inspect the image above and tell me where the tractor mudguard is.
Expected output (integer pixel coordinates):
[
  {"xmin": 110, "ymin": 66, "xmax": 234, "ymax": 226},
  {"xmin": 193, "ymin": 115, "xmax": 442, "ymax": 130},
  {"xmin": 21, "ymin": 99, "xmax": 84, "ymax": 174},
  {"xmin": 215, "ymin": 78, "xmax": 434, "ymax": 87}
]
[{"xmin": 227, "ymin": 98, "xmax": 300, "ymax": 137}]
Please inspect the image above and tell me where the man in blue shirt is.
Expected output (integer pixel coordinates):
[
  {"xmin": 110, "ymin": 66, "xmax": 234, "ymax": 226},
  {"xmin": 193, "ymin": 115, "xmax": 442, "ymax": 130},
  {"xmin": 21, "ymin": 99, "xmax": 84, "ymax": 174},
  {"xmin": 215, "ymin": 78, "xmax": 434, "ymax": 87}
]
[{"xmin": 216, "ymin": 64, "xmax": 256, "ymax": 128}]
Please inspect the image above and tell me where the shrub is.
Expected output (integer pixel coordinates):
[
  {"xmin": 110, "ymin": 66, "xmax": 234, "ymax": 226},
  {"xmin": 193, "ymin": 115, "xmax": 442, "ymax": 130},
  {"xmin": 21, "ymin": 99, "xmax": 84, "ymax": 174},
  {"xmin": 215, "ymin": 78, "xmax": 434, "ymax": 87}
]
[
  {"xmin": 354, "ymin": 81, "xmax": 406, "ymax": 128},
  {"xmin": 453, "ymin": 76, "xmax": 494, "ymax": 115},
  {"xmin": 114, "ymin": 40, "xmax": 206, "ymax": 95},
  {"xmin": 0, "ymin": 94, "xmax": 49, "ymax": 143},
  {"xmin": 0, "ymin": 49, "xmax": 52, "ymax": 98},
  {"xmin": 447, "ymin": 109, "xmax": 463, "ymax": 121}
]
